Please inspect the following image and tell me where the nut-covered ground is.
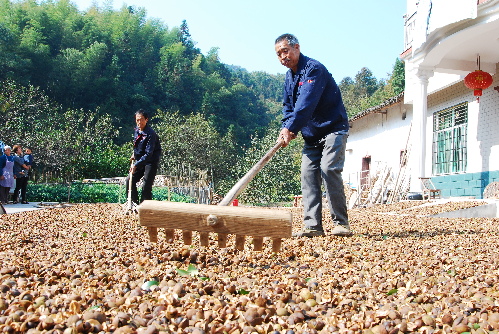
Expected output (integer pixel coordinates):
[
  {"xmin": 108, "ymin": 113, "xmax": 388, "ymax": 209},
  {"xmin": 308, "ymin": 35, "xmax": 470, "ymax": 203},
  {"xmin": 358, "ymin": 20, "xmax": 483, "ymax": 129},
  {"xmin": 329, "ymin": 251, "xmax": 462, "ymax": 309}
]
[{"xmin": 1, "ymin": 201, "xmax": 499, "ymax": 334}]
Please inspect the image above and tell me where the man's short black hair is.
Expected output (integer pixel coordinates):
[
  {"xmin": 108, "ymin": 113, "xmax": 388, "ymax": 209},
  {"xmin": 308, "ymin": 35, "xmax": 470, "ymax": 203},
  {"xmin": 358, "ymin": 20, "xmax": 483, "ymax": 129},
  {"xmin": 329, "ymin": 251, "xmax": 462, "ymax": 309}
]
[
  {"xmin": 135, "ymin": 109, "xmax": 149, "ymax": 120},
  {"xmin": 275, "ymin": 34, "xmax": 299, "ymax": 47}
]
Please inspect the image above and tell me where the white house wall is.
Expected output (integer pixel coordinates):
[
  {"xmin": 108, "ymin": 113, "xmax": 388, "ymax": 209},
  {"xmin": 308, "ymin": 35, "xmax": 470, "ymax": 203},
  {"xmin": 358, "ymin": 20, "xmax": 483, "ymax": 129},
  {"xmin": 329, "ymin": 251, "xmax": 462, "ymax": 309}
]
[
  {"xmin": 425, "ymin": 65, "xmax": 499, "ymax": 175},
  {"xmin": 344, "ymin": 105, "xmax": 412, "ymax": 190},
  {"xmin": 344, "ymin": 65, "xmax": 499, "ymax": 199}
]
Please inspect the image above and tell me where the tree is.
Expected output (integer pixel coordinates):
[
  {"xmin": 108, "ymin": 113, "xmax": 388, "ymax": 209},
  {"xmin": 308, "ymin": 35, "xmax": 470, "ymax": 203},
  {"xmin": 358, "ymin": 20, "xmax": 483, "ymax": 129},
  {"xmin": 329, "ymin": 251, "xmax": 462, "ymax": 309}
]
[
  {"xmin": 0, "ymin": 80, "xmax": 127, "ymax": 181},
  {"xmin": 153, "ymin": 111, "xmax": 237, "ymax": 189},
  {"xmin": 177, "ymin": 20, "xmax": 198, "ymax": 58},
  {"xmin": 391, "ymin": 58, "xmax": 405, "ymax": 95},
  {"xmin": 354, "ymin": 67, "xmax": 382, "ymax": 98},
  {"xmin": 339, "ymin": 60, "xmax": 405, "ymax": 119},
  {"xmin": 223, "ymin": 130, "xmax": 302, "ymax": 204}
]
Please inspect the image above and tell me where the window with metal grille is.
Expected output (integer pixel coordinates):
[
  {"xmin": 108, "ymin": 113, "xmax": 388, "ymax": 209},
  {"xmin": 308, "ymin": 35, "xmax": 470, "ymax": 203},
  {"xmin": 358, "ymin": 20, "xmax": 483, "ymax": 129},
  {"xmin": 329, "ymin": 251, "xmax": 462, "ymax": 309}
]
[{"xmin": 432, "ymin": 102, "xmax": 468, "ymax": 175}]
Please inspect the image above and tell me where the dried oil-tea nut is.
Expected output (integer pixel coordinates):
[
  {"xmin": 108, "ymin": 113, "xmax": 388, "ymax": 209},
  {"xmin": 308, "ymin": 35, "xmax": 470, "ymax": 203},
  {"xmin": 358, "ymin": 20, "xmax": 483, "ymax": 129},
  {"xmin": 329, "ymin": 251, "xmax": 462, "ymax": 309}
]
[
  {"xmin": 414, "ymin": 296, "xmax": 424, "ymax": 303},
  {"xmin": 276, "ymin": 308, "xmax": 288, "ymax": 316},
  {"xmin": 170, "ymin": 252, "xmax": 180, "ymax": 261},
  {"xmin": 254, "ymin": 296, "xmax": 267, "ymax": 308},
  {"xmin": 33, "ymin": 297, "xmax": 45, "ymax": 309},
  {"xmin": 422, "ymin": 315, "xmax": 435, "ymax": 327},
  {"xmin": 413, "ymin": 318, "xmax": 423, "ymax": 329},
  {"xmin": 3, "ymin": 325, "xmax": 14, "ymax": 334},
  {"xmin": 370, "ymin": 324, "xmax": 388, "ymax": 334},
  {"xmin": 114, "ymin": 326, "xmax": 136, "ymax": 334},
  {"xmin": 112, "ymin": 312, "xmax": 131, "ymax": 328},
  {"xmin": 40, "ymin": 316, "xmax": 55, "ymax": 330},
  {"xmin": 172, "ymin": 283, "xmax": 183, "ymax": 296},
  {"xmin": 398, "ymin": 320, "xmax": 407, "ymax": 332},
  {"xmin": 279, "ymin": 292, "xmax": 292, "ymax": 303},
  {"xmin": 202, "ymin": 284, "xmax": 213, "ymax": 295},
  {"xmin": 138, "ymin": 302, "xmax": 149, "ymax": 314},
  {"xmin": 66, "ymin": 315, "xmax": 80, "ymax": 327},
  {"xmin": 288, "ymin": 311, "xmax": 305, "ymax": 325},
  {"xmin": 226, "ymin": 285, "xmax": 236, "ymax": 294},
  {"xmin": 144, "ymin": 324, "xmax": 161, "ymax": 334},
  {"xmin": 115, "ymin": 297, "xmax": 126, "ymax": 306},
  {"xmin": 452, "ymin": 316, "xmax": 464, "ymax": 327},
  {"xmin": 19, "ymin": 300, "xmax": 32, "ymax": 310},
  {"xmin": 453, "ymin": 323, "xmax": 471, "ymax": 333},
  {"xmin": 152, "ymin": 305, "xmax": 166, "ymax": 317},
  {"xmin": 63, "ymin": 327, "xmax": 77, "ymax": 334},
  {"xmin": 185, "ymin": 309, "xmax": 198, "ymax": 320},
  {"xmin": 422, "ymin": 304, "xmax": 433, "ymax": 313},
  {"xmin": 305, "ymin": 299, "xmax": 317, "ymax": 308},
  {"xmin": 20, "ymin": 293, "xmax": 33, "ymax": 301},
  {"xmin": 83, "ymin": 310, "xmax": 106, "ymax": 324},
  {"xmin": 489, "ymin": 313, "xmax": 499, "ymax": 329},
  {"xmin": 244, "ymin": 308, "xmax": 263, "ymax": 326},
  {"xmin": 441, "ymin": 313, "xmax": 453, "ymax": 325},
  {"xmin": 306, "ymin": 319, "xmax": 325, "ymax": 331},
  {"xmin": 76, "ymin": 319, "xmax": 91, "ymax": 333},
  {"xmin": 299, "ymin": 288, "xmax": 313, "ymax": 301},
  {"xmin": 0, "ymin": 299, "xmax": 7, "ymax": 311},
  {"xmin": 468, "ymin": 315, "xmax": 479, "ymax": 325},
  {"xmin": 256, "ymin": 307, "xmax": 266, "ymax": 317},
  {"xmin": 85, "ymin": 319, "xmax": 103, "ymax": 332},
  {"xmin": 180, "ymin": 248, "xmax": 190, "ymax": 259},
  {"xmin": 388, "ymin": 310, "xmax": 401, "ymax": 320}
]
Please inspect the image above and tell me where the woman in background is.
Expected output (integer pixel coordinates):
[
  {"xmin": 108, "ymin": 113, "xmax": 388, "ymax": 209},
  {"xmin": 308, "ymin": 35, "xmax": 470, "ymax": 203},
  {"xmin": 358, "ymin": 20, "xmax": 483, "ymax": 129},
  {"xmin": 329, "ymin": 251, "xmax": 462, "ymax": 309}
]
[{"xmin": 0, "ymin": 146, "xmax": 15, "ymax": 204}]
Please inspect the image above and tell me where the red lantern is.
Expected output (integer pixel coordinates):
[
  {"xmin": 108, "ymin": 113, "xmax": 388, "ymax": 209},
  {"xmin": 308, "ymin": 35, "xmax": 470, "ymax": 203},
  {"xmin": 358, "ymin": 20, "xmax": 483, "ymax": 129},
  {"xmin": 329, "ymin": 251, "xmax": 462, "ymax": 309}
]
[{"xmin": 464, "ymin": 70, "xmax": 493, "ymax": 96}]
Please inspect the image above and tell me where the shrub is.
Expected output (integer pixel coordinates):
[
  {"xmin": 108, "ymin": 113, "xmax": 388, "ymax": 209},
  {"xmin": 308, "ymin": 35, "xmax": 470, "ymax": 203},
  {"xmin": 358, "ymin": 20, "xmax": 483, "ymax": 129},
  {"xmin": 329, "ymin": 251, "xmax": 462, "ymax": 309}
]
[{"xmin": 27, "ymin": 183, "xmax": 194, "ymax": 203}]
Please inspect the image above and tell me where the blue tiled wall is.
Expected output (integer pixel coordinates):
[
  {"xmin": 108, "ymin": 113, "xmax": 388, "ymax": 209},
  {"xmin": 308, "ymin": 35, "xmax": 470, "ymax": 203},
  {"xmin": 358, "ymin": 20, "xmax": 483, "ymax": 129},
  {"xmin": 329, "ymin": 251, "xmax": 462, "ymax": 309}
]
[{"xmin": 431, "ymin": 170, "xmax": 499, "ymax": 199}]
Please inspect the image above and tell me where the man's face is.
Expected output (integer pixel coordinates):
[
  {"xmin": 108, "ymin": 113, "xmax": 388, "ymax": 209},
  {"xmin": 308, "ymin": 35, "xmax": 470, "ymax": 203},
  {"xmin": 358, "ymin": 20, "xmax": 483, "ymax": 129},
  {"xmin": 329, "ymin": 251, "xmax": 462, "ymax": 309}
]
[
  {"xmin": 275, "ymin": 40, "xmax": 300, "ymax": 72},
  {"xmin": 135, "ymin": 114, "xmax": 148, "ymax": 131}
]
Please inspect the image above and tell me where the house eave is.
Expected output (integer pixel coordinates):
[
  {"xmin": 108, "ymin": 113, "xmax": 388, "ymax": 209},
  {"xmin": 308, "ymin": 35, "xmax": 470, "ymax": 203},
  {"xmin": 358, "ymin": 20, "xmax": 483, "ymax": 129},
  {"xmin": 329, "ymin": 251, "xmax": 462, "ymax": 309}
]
[{"xmin": 348, "ymin": 92, "xmax": 405, "ymax": 123}]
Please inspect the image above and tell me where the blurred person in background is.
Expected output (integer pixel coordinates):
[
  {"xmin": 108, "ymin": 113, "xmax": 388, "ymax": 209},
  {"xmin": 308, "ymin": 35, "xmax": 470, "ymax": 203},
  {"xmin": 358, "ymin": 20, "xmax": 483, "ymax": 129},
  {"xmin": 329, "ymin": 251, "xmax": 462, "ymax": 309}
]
[{"xmin": 0, "ymin": 146, "xmax": 14, "ymax": 204}]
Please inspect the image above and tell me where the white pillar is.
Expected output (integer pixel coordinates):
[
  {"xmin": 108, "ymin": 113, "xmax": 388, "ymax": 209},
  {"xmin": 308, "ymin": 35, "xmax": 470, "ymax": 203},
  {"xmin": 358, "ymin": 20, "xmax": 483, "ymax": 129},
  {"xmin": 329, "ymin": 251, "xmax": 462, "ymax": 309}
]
[{"xmin": 410, "ymin": 67, "xmax": 433, "ymax": 193}]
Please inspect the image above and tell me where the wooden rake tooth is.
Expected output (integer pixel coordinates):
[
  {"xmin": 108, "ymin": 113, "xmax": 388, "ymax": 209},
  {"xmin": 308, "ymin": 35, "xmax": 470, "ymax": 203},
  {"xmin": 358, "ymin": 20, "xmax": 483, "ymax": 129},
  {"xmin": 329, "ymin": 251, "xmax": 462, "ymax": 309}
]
[
  {"xmin": 147, "ymin": 227, "xmax": 158, "ymax": 243},
  {"xmin": 217, "ymin": 233, "xmax": 228, "ymax": 248},
  {"xmin": 165, "ymin": 229, "xmax": 175, "ymax": 243},
  {"xmin": 199, "ymin": 232, "xmax": 210, "ymax": 247},
  {"xmin": 235, "ymin": 235, "xmax": 246, "ymax": 251},
  {"xmin": 253, "ymin": 236, "xmax": 264, "ymax": 251},
  {"xmin": 182, "ymin": 231, "xmax": 192, "ymax": 245},
  {"xmin": 272, "ymin": 238, "xmax": 282, "ymax": 253}
]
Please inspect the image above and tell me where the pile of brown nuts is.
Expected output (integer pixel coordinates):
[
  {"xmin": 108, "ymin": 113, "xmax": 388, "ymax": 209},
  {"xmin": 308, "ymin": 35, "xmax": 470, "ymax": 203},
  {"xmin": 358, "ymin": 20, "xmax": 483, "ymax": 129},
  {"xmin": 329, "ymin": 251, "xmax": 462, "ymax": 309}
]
[{"xmin": 1, "ymin": 201, "xmax": 499, "ymax": 334}]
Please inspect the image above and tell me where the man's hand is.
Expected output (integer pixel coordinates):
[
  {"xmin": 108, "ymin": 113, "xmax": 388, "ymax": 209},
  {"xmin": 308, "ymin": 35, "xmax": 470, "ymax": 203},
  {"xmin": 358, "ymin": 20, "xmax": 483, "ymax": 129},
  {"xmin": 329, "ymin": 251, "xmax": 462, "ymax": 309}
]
[{"xmin": 277, "ymin": 128, "xmax": 296, "ymax": 147}]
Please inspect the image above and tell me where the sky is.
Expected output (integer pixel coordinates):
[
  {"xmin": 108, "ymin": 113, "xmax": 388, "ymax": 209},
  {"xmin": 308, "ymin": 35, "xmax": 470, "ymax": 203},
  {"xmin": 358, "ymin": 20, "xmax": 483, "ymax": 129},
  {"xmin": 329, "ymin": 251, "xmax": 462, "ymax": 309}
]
[{"xmin": 69, "ymin": 0, "xmax": 407, "ymax": 81}]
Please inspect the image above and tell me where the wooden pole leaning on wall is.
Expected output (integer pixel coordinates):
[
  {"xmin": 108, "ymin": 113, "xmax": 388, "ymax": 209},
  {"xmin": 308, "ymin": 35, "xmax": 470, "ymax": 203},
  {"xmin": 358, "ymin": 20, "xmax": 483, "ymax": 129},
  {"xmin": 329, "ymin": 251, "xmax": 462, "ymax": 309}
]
[{"xmin": 138, "ymin": 201, "xmax": 292, "ymax": 251}]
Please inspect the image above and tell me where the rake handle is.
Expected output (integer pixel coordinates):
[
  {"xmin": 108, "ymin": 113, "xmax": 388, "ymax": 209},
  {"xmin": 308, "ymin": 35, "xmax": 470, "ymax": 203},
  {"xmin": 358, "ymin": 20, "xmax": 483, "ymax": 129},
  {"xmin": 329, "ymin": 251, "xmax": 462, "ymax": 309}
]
[{"xmin": 218, "ymin": 141, "xmax": 283, "ymax": 206}]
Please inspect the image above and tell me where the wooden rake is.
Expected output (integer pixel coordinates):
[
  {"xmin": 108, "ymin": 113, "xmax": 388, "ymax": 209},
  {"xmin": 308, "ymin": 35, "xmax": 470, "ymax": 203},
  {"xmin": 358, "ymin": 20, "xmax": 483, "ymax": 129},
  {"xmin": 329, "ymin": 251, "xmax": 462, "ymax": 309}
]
[
  {"xmin": 138, "ymin": 141, "xmax": 292, "ymax": 251},
  {"xmin": 123, "ymin": 161, "xmax": 138, "ymax": 214}
]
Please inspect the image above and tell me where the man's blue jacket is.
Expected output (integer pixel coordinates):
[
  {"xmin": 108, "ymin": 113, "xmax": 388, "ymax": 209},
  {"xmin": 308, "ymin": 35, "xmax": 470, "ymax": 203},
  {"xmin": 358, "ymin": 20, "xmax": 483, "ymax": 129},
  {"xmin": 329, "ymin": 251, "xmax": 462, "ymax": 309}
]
[
  {"xmin": 133, "ymin": 125, "xmax": 162, "ymax": 168},
  {"xmin": 281, "ymin": 53, "xmax": 349, "ymax": 144}
]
